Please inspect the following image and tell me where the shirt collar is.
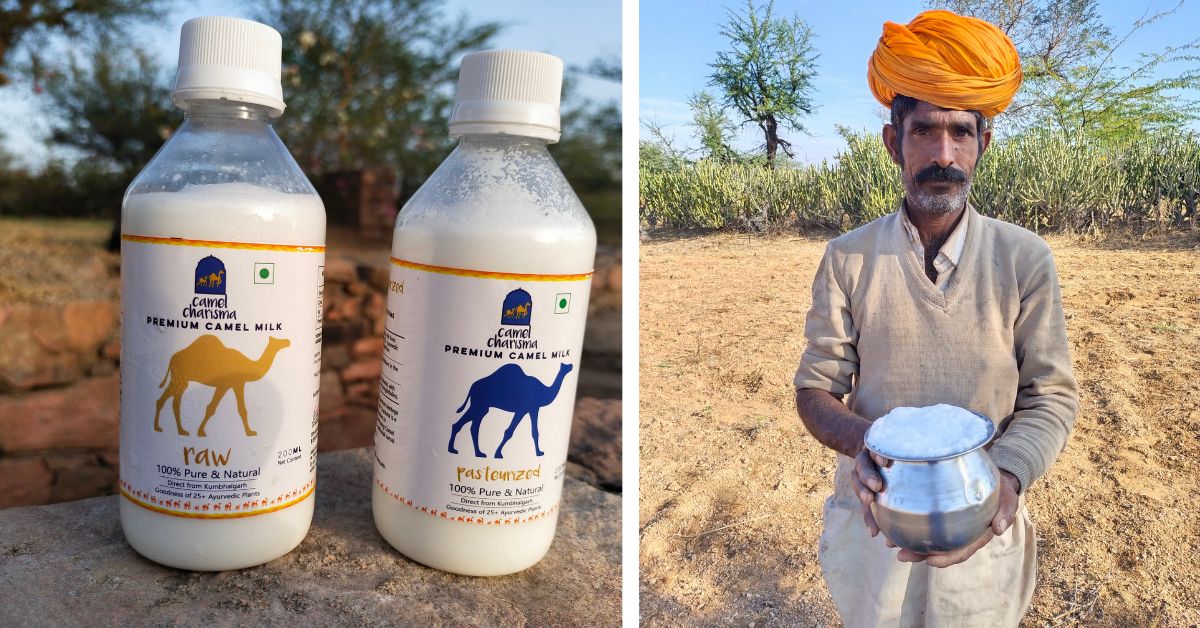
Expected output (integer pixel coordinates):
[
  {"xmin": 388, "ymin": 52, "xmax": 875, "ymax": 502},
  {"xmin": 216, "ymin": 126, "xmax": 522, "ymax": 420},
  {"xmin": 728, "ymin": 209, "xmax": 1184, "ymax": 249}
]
[{"xmin": 899, "ymin": 202, "xmax": 970, "ymax": 267}]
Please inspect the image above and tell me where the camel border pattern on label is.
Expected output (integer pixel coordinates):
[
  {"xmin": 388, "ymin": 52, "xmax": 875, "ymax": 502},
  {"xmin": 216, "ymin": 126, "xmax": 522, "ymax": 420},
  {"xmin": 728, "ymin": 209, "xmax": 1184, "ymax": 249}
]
[
  {"xmin": 375, "ymin": 477, "xmax": 558, "ymax": 526},
  {"xmin": 119, "ymin": 479, "xmax": 315, "ymax": 519}
]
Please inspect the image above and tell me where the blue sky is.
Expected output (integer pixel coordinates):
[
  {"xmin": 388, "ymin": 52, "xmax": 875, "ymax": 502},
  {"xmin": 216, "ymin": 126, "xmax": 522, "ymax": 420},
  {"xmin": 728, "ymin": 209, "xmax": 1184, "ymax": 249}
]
[
  {"xmin": 0, "ymin": 0, "xmax": 620, "ymax": 169},
  {"xmin": 641, "ymin": 0, "xmax": 1200, "ymax": 164}
]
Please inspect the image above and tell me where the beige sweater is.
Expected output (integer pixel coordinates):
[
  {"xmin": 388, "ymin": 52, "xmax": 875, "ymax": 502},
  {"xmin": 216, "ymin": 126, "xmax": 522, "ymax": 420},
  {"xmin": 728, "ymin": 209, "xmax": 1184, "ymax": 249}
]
[{"xmin": 794, "ymin": 205, "xmax": 1078, "ymax": 491}]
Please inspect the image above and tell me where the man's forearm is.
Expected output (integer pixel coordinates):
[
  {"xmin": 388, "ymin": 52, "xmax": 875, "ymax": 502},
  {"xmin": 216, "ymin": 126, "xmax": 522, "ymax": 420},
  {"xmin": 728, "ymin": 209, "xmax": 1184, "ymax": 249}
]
[{"xmin": 795, "ymin": 388, "xmax": 874, "ymax": 458}]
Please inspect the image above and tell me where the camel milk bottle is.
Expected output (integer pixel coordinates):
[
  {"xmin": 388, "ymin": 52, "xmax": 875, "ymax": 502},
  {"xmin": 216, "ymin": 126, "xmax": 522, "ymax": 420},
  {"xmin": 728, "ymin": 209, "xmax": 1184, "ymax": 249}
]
[
  {"xmin": 372, "ymin": 50, "xmax": 596, "ymax": 576},
  {"xmin": 118, "ymin": 17, "xmax": 325, "ymax": 570}
]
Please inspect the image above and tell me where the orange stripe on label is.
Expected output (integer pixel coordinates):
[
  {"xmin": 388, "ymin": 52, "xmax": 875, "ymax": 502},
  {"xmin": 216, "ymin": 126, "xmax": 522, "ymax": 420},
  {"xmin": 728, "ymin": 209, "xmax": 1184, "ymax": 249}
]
[
  {"xmin": 391, "ymin": 258, "xmax": 591, "ymax": 281},
  {"xmin": 122, "ymin": 234, "xmax": 325, "ymax": 253},
  {"xmin": 119, "ymin": 484, "xmax": 315, "ymax": 519}
]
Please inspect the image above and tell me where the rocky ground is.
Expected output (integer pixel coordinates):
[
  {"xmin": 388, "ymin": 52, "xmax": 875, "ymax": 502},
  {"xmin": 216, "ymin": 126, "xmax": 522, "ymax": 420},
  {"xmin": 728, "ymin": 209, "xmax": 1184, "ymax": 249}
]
[
  {"xmin": 639, "ymin": 229, "xmax": 1200, "ymax": 627},
  {"xmin": 0, "ymin": 449, "xmax": 620, "ymax": 627}
]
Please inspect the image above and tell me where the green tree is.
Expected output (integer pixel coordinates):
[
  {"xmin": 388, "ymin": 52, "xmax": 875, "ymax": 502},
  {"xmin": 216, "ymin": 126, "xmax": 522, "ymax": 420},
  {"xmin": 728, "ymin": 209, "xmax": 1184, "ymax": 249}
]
[
  {"xmin": 554, "ymin": 59, "xmax": 622, "ymax": 192},
  {"xmin": 688, "ymin": 90, "xmax": 737, "ymax": 162},
  {"xmin": 929, "ymin": 0, "xmax": 1200, "ymax": 140},
  {"xmin": 708, "ymin": 0, "xmax": 819, "ymax": 167},
  {"xmin": 0, "ymin": 130, "xmax": 11, "ymax": 169},
  {"xmin": 639, "ymin": 118, "xmax": 686, "ymax": 172},
  {"xmin": 38, "ymin": 37, "xmax": 175, "ymax": 178},
  {"xmin": 552, "ymin": 61, "xmax": 622, "ymax": 243},
  {"xmin": 258, "ymin": 0, "xmax": 499, "ymax": 198},
  {"xmin": 0, "ymin": 0, "xmax": 164, "ymax": 85},
  {"xmin": 638, "ymin": 140, "xmax": 675, "ymax": 173},
  {"xmin": 23, "ymin": 37, "xmax": 175, "ymax": 225},
  {"xmin": 571, "ymin": 55, "xmax": 621, "ymax": 82}
]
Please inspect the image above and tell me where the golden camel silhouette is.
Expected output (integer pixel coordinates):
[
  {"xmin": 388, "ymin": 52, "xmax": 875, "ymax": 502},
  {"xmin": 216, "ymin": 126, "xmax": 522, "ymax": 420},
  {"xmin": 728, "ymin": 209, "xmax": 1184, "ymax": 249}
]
[
  {"xmin": 514, "ymin": 303, "xmax": 530, "ymax": 319},
  {"xmin": 154, "ymin": 335, "xmax": 290, "ymax": 437},
  {"xmin": 207, "ymin": 270, "xmax": 225, "ymax": 288}
]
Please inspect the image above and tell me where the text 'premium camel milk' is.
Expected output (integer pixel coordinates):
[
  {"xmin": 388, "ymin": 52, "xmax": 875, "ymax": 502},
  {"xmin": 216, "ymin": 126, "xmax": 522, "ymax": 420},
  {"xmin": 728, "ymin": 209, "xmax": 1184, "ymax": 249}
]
[
  {"xmin": 372, "ymin": 51, "xmax": 596, "ymax": 576},
  {"xmin": 119, "ymin": 17, "xmax": 325, "ymax": 571}
]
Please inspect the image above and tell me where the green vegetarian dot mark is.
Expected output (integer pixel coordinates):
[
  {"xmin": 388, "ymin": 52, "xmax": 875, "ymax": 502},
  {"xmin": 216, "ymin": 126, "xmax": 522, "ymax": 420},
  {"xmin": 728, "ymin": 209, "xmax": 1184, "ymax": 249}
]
[
  {"xmin": 259, "ymin": 268, "xmax": 270, "ymax": 279},
  {"xmin": 559, "ymin": 298, "xmax": 568, "ymax": 309}
]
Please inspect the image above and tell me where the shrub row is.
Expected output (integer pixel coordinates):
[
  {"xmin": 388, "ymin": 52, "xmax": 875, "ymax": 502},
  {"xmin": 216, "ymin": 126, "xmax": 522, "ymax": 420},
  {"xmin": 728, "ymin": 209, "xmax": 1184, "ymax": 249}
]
[{"xmin": 640, "ymin": 130, "xmax": 1200, "ymax": 233}]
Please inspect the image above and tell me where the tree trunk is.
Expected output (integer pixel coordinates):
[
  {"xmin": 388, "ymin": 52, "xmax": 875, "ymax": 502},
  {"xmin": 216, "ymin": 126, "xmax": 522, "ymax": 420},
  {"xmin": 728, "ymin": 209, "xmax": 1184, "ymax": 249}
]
[{"xmin": 764, "ymin": 115, "xmax": 778, "ymax": 168}]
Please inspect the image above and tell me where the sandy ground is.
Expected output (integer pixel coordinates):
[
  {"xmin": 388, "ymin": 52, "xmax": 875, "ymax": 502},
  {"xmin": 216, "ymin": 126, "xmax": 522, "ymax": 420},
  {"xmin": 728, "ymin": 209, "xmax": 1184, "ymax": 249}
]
[
  {"xmin": 0, "ymin": 219, "xmax": 119, "ymax": 305},
  {"xmin": 639, "ymin": 229, "xmax": 1200, "ymax": 627}
]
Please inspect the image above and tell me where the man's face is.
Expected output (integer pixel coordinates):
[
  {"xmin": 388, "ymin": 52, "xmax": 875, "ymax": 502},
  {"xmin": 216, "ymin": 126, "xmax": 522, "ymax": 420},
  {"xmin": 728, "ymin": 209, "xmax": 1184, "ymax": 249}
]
[{"xmin": 882, "ymin": 101, "xmax": 992, "ymax": 215}]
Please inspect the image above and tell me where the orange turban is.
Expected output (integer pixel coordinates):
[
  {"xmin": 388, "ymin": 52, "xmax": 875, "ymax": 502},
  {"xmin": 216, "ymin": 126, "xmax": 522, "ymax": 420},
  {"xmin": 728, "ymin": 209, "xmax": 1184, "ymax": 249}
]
[{"xmin": 868, "ymin": 10, "xmax": 1022, "ymax": 118}]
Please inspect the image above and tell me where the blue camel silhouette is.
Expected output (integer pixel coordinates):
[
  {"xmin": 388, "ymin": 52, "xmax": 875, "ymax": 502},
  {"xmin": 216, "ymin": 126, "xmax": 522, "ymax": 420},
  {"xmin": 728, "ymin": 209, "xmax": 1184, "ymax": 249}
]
[{"xmin": 448, "ymin": 362, "xmax": 574, "ymax": 458}]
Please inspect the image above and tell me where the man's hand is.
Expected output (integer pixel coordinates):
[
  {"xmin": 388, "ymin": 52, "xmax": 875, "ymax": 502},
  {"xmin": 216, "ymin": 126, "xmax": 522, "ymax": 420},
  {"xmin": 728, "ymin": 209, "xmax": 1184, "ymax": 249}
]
[
  {"xmin": 891, "ymin": 470, "xmax": 1021, "ymax": 568},
  {"xmin": 851, "ymin": 447, "xmax": 891, "ymax": 537}
]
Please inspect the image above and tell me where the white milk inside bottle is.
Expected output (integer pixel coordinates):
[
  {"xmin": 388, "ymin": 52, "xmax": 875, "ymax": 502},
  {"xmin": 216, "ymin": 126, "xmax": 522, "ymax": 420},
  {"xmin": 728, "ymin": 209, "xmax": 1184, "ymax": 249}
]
[
  {"xmin": 119, "ymin": 16, "xmax": 325, "ymax": 571},
  {"xmin": 372, "ymin": 50, "xmax": 597, "ymax": 576}
]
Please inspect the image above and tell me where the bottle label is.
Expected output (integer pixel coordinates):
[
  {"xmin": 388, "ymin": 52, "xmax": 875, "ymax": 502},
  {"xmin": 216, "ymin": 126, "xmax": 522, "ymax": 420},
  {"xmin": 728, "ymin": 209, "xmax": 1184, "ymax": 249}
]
[
  {"xmin": 374, "ymin": 258, "xmax": 591, "ymax": 526},
  {"xmin": 119, "ymin": 235, "xmax": 324, "ymax": 518}
]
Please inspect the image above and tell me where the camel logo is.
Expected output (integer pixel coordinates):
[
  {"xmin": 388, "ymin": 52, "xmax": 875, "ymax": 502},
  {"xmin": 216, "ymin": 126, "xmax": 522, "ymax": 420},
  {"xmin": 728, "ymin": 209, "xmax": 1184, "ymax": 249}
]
[
  {"xmin": 447, "ymin": 362, "xmax": 573, "ymax": 458},
  {"xmin": 195, "ymin": 256, "xmax": 227, "ymax": 295},
  {"xmin": 154, "ymin": 335, "xmax": 290, "ymax": 437},
  {"xmin": 501, "ymin": 288, "xmax": 532, "ymax": 326}
]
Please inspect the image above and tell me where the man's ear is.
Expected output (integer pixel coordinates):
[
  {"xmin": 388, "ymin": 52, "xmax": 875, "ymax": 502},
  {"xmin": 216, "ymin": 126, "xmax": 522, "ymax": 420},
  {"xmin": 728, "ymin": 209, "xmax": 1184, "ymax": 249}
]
[
  {"xmin": 980, "ymin": 127, "xmax": 993, "ymax": 156},
  {"xmin": 882, "ymin": 124, "xmax": 902, "ymax": 166}
]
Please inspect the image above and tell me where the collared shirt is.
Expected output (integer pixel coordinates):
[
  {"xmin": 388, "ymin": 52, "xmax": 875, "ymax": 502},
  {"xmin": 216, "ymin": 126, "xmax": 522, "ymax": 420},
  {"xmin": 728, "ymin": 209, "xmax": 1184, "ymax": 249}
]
[{"xmin": 899, "ymin": 204, "xmax": 969, "ymax": 291}]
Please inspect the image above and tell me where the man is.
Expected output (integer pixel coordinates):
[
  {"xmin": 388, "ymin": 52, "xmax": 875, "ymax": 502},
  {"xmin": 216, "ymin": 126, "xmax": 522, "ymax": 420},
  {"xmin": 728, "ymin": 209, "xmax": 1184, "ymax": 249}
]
[{"xmin": 793, "ymin": 10, "xmax": 1079, "ymax": 627}]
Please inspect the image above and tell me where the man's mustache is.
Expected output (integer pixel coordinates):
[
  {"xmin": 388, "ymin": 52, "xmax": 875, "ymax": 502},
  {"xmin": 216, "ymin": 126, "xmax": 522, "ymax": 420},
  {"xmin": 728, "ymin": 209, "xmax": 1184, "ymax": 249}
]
[{"xmin": 915, "ymin": 165, "xmax": 968, "ymax": 185}]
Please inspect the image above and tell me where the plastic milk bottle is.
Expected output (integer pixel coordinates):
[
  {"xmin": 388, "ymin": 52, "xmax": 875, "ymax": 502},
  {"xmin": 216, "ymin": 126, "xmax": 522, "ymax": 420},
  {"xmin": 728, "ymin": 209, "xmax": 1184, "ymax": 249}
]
[
  {"xmin": 372, "ymin": 50, "xmax": 596, "ymax": 576},
  {"xmin": 119, "ymin": 17, "xmax": 325, "ymax": 570}
]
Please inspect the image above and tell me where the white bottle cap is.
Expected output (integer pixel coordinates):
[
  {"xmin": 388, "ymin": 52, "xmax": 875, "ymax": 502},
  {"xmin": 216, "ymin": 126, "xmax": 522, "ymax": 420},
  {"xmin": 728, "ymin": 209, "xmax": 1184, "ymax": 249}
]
[
  {"xmin": 172, "ymin": 16, "xmax": 285, "ymax": 116},
  {"xmin": 449, "ymin": 50, "xmax": 563, "ymax": 142}
]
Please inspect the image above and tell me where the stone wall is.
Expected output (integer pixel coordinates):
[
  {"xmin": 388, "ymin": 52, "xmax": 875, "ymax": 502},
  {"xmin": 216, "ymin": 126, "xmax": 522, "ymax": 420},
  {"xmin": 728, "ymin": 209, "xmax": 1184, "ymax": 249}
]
[
  {"xmin": 318, "ymin": 168, "xmax": 398, "ymax": 237},
  {"xmin": 0, "ymin": 249, "xmax": 621, "ymax": 508}
]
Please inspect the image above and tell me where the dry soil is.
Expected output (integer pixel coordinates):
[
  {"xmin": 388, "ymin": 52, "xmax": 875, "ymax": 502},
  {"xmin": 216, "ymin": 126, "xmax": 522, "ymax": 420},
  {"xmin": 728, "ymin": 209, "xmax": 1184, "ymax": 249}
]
[{"xmin": 639, "ymin": 229, "xmax": 1200, "ymax": 627}]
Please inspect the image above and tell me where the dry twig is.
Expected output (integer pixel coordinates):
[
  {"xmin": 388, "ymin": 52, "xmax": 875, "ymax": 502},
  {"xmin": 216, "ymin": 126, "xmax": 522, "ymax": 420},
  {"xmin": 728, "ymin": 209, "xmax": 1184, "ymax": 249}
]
[
  {"xmin": 675, "ymin": 513, "xmax": 773, "ymax": 540},
  {"xmin": 1049, "ymin": 583, "xmax": 1102, "ymax": 626}
]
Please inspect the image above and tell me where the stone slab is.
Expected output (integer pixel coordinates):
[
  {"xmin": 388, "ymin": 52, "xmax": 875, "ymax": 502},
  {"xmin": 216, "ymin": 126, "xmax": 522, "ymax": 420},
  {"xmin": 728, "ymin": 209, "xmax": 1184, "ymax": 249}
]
[
  {"xmin": 0, "ymin": 448, "xmax": 621, "ymax": 627},
  {"xmin": 569, "ymin": 398, "xmax": 622, "ymax": 491}
]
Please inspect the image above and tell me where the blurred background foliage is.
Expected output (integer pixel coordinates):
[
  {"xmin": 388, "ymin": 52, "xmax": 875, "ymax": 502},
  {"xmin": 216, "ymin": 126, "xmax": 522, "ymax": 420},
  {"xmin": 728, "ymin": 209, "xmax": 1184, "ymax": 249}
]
[{"xmin": 0, "ymin": 0, "xmax": 621, "ymax": 243}]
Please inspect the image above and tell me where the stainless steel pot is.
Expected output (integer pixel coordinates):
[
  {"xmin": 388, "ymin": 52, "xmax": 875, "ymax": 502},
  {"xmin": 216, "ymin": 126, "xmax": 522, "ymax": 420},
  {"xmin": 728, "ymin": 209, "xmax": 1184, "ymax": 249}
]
[{"xmin": 865, "ymin": 411, "xmax": 999, "ymax": 554}]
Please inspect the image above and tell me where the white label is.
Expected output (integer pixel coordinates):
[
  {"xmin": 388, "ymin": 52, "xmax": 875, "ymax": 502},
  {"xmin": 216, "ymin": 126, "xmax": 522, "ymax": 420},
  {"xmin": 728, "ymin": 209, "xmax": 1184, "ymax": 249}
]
[
  {"xmin": 374, "ymin": 259, "xmax": 591, "ymax": 525},
  {"xmin": 119, "ymin": 235, "xmax": 324, "ymax": 518}
]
